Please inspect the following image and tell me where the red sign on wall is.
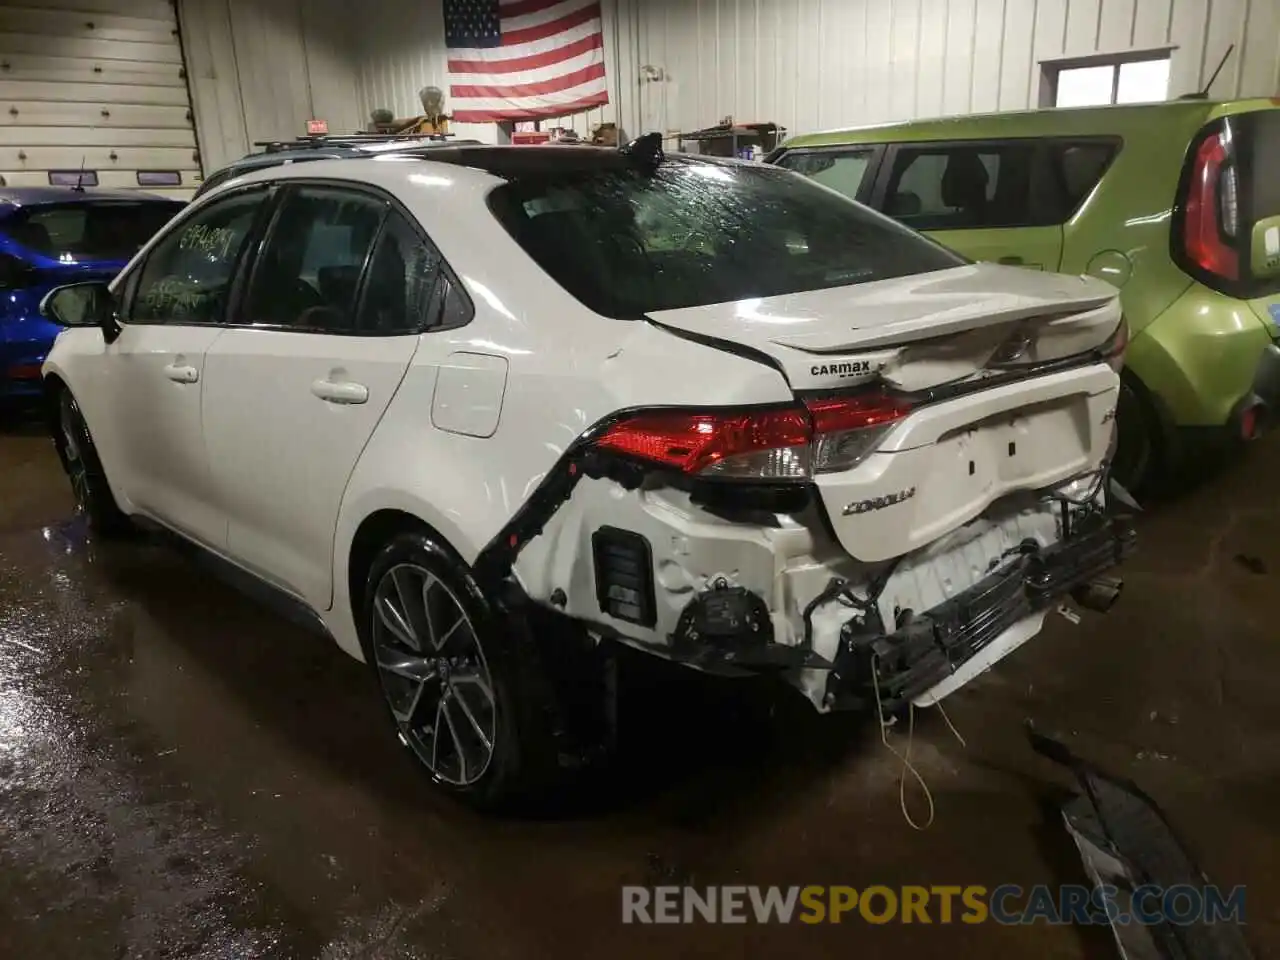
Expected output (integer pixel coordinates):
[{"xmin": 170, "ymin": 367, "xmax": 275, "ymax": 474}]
[{"xmin": 306, "ymin": 119, "xmax": 329, "ymax": 135}]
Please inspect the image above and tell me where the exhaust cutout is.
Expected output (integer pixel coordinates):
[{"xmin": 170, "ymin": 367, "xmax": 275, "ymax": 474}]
[{"xmin": 1071, "ymin": 576, "xmax": 1124, "ymax": 613}]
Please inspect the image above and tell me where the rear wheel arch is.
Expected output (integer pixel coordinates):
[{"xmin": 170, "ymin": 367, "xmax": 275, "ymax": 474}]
[{"xmin": 346, "ymin": 509, "xmax": 471, "ymax": 645}]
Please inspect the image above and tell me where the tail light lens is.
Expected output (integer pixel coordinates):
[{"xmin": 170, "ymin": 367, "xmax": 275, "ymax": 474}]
[
  {"xmin": 805, "ymin": 392, "xmax": 915, "ymax": 474},
  {"xmin": 6, "ymin": 363, "xmax": 41, "ymax": 380},
  {"xmin": 1182, "ymin": 132, "xmax": 1239, "ymax": 280},
  {"xmin": 592, "ymin": 390, "xmax": 912, "ymax": 480}
]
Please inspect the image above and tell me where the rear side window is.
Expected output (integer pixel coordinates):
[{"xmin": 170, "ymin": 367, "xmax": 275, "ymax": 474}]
[
  {"xmin": 882, "ymin": 144, "xmax": 1037, "ymax": 230},
  {"xmin": 5, "ymin": 201, "xmax": 183, "ymax": 261},
  {"xmin": 355, "ymin": 210, "xmax": 447, "ymax": 334},
  {"xmin": 774, "ymin": 149, "xmax": 874, "ymax": 201},
  {"xmin": 242, "ymin": 186, "xmax": 386, "ymax": 331},
  {"xmin": 487, "ymin": 160, "xmax": 964, "ymax": 318},
  {"xmin": 1049, "ymin": 141, "xmax": 1117, "ymax": 216}
]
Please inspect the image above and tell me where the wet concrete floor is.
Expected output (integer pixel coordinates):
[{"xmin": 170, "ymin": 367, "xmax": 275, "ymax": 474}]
[{"xmin": 1, "ymin": 411, "xmax": 1278, "ymax": 959}]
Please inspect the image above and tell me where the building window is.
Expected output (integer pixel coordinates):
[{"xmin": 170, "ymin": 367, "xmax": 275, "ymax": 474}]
[{"xmin": 1046, "ymin": 52, "xmax": 1171, "ymax": 108}]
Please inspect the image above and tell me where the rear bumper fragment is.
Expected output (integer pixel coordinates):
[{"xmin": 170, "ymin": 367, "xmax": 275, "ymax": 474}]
[
  {"xmin": 825, "ymin": 511, "xmax": 1136, "ymax": 712},
  {"xmin": 1031, "ymin": 731, "xmax": 1255, "ymax": 960},
  {"xmin": 653, "ymin": 506, "xmax": 1135, "ymax": 699}
]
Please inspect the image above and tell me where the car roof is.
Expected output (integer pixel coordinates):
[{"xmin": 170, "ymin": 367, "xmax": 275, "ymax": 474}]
[
  {"xmin": 211, "ymin": 143, "xmax": 741, "ymax": 197},
  {"xmin": 0, "ymin": 185, "xmax": 178, "ymax": 209},
  {"xmin": 210, "ymin": 139, "xmax": 485, "ymax": 183},
  {"xmin": 780, "ymin": 97, "xmax": 1280, "ymax": 148}
]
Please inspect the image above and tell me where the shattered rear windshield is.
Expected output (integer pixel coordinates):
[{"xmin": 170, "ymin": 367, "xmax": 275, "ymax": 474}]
[{"xmin": 486, "ymin": 159, "xmax": 965, "ymax": 317}]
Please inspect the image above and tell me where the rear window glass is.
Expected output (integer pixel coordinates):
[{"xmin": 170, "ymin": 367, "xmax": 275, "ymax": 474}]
[
  {"xmin": 486, "ymin": 160, "xmax": 964, "ymax": 317},
  {"xmin": 4, "ymin": 201, "xmax": 183, "ymax": 261}
]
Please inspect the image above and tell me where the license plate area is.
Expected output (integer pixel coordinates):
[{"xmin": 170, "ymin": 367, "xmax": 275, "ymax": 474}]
[{"xmin": 935, "ymin": 394, "xmax": 1092, "ymax": 492}]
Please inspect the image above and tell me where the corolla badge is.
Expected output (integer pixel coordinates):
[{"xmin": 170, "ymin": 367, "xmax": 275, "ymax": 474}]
[{"xmin": 842, "ymin": 486, "xmax": 917, "ymax": 516}]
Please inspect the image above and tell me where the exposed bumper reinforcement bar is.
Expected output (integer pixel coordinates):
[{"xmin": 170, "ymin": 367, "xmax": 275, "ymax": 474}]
[{"xmin": 825, "ymin": 512, "xmax": 1136, "ymax": 712}]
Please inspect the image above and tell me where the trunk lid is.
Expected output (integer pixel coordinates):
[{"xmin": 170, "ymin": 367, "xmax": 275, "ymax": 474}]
[
  {"xmin": 646, "ymin": 262, "xmax": 1119, "ymax": 393},
  {"xmin": 649, "ymin": 262, "xmax": 1123, "ymax": 563}
]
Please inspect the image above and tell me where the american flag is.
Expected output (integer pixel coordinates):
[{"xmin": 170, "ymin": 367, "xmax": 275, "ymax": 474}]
[{"xmin": 443, "ymin": 0, "xmax": 609, "ymax": 123}]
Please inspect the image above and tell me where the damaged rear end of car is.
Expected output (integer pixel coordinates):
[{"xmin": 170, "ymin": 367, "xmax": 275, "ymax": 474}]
[{"xmin": 475, "ymin": 152, "xmax": 1135, "ymax": 716}]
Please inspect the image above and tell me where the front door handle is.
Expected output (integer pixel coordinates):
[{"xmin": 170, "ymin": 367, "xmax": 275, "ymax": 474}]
[
  {"xmin": 163, "ymin": 363, "xmax": 199, "ymax": 384},
  {"xmin": 311, "ymin": 379, "xmax": 369, "ymax": 405}
]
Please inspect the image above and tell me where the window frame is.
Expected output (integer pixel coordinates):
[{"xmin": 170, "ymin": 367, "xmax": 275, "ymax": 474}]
[
  {"xmin": 1039, "ymin": 48, "xmax": 1173, "ymax": 109},
  {"xmin": 231, "ymin": 178, "xmax": 474, "ymax": 337},
  {"xmin": 765, "ymin": 144, "xmax": 886, "ymax": 205},
  {"xmin": 118, "ymin": 182, "xmax": 277, "ymax": 328},
  {"xmin": 867, "ymin": 135, "xmax": 1122, "ymax": 230}
]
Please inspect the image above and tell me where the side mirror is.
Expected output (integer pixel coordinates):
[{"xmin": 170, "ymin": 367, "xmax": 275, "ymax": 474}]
[{"xmin": 40, "ymin": 281, "xmax": 122, "ymax": 343}]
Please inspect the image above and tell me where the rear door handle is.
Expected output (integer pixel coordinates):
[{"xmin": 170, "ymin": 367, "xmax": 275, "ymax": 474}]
[
  {"xmin": 163, "ymin": 363, "xmax": 199, "ymax": 384},
  {"xmin": 311, "ymin": 379, "xmax": 369, "ymax": 405}
]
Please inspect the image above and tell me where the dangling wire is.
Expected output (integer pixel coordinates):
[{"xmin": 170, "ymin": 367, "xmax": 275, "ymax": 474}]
[
  {"xmin": 934, "ymin": 696, "xmax": 968, "ymax": 748},
  {"xmin": 871, "ymin": 655, "xmax": 969, "ymax": 831},
  {"xmin": 871, "ymin": 655, "xmax": 934, "ymax": 831}
]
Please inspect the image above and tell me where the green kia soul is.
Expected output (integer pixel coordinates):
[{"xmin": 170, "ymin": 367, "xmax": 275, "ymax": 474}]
[{"xmin": 768, "ymin": 99, "xmax": 1280, "ymax": 493}]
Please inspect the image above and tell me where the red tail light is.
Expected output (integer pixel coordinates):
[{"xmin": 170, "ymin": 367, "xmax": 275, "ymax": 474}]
[
  {"xmin": 592, "ymin": 391, "xmax": 913, "ymax": 480},
  {"xmin": 1182, "ymin": 133, "xmax": 1239, "ymax": 280}
]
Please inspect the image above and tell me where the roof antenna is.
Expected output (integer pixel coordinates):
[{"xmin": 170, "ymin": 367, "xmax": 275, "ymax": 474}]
[
  {"xmin": 620, "ymin": 131, "xmax": 664, "ymax": 169},
  {"xmin": 72, "ymin": 155, "xmax": 87, "ymax": 193},
  {"xmin": 1179, "ymin": 44, "xmax": 1234, "ymax": 100}
]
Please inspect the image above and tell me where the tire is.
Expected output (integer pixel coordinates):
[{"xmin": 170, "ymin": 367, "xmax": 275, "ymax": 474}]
[
  {"xmin": 56, "ymin": 388, "xmax": 133, "ymax": 538},
  {"xmin": 359, "ymin": 530, "xmax": 562, "ymax": 812},
  {"xmin": 1110, "ymin": 371, "xmax": 1164, "ymax": 499}
]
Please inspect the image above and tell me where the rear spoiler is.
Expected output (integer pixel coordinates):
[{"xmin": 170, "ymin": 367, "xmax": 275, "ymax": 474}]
[{"xmin": 1030, "ymin": 729, "xmax": 1255, "ymax": 960}]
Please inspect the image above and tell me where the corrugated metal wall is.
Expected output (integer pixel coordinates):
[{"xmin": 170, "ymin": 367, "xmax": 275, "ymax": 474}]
[
  {"xmin": 349, "ymin": 0, "xmax": 1280, "ymax": 144},
  {"xmin": 351, "ymin": 0, "xmax": 641, "ymax": 142},
  {"xmin": 632, "ymin": 0, "xmax": 1280, "ymax": 139},
  {"xmin": 178, "ymin": 0, "xmax": 361, "ymax": 175},
  {"xmin": 0, "ymin": 0, "xmax": 198, "ymax": 197}
]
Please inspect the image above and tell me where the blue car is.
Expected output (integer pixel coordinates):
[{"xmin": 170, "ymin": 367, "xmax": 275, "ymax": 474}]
[{"xmin": 0, "ymin": 187, "xmax": 184, "ymax": 404}]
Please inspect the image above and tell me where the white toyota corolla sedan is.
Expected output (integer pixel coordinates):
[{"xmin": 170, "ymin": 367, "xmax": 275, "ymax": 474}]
[{"xmin": 39, "ymin": 136, "xmax": 1134, "ymax": 809}]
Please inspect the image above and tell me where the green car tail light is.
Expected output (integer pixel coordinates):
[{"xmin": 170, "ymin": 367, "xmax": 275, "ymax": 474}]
[{"xmin": 1182, "ymin": 132, "xmax": 1239, "ymax": 281}]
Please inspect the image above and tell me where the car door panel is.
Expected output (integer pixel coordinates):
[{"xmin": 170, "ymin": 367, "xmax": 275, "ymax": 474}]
[
  {"xmin": 926, "ymin": 225, "xmax": 1064, "ymax": 271},
  {"xmin": 104, "ymin": 186, "xmax": 270, "ymax": 548},
  {"xmin": 201, "ymin": 330, "xmax": 419, "ymax": 606},
  {"xmin": 198, "ymin": 185, "xmax": 439, "ymax": 610},
  {"xmin": 106, "ymin": 324, "xmax": 225, "ymax": 545}
]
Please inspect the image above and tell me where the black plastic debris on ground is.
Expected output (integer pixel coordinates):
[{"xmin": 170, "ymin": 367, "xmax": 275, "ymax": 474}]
[{"xmin": 1030, "ymin": 729, "xmax": 1255, "ymax": 960}]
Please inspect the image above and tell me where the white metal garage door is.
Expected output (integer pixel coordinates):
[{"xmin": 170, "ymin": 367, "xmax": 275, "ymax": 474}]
[{"xmin": 0, "ymin": 0, "xmax": 198, "ymax": 199}]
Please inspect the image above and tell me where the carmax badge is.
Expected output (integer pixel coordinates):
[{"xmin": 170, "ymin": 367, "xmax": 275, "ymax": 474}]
[{"xmin": 842, "ymin": 486, "xmax": 917, "ymax": 516}]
